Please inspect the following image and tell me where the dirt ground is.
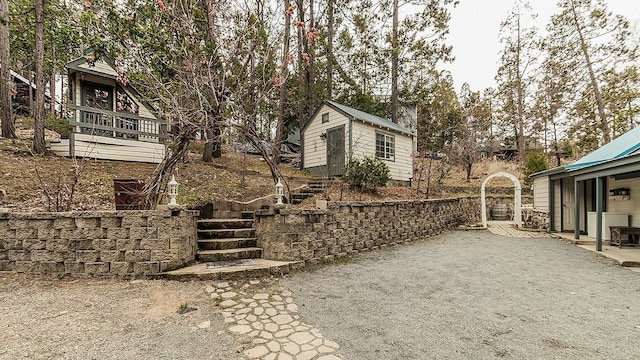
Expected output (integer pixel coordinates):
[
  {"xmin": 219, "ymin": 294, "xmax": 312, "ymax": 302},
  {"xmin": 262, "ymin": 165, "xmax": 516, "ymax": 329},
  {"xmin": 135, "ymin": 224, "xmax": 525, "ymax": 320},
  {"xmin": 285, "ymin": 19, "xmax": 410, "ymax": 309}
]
[
  {"xmin": 0, "ymin": 274, "xmax": 243, "ymax": 359},
  {"xmin": 1, "ymin": 123, "xmax": 527, "ymax": 212}
]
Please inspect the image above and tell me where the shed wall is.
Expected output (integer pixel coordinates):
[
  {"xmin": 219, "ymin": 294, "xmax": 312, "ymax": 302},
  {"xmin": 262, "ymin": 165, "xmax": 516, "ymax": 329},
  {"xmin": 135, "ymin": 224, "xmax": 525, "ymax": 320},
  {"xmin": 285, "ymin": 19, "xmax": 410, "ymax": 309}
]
[
  {"xmin": 350, "ymin": 120, "xmax": 413, "ymax": 182},
  {"xmin": 533, "ymin": 176, "xmax": 549, "ymax": 211}
]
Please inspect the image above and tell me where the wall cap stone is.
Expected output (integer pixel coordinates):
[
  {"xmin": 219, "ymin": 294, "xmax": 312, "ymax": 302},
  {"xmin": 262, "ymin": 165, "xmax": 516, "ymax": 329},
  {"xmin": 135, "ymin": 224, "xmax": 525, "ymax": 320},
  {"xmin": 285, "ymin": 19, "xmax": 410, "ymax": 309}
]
[{"xmin": 0, "ymin": 209, "xmax": 199, "ymax": 220}]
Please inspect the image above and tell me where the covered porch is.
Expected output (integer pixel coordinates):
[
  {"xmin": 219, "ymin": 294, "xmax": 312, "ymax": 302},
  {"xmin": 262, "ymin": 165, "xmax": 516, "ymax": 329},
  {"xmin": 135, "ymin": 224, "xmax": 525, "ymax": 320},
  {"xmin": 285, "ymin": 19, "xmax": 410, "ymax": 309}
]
[
  {"xmin": 531, "ymin": 126, "xmax": 640, "ymax": 253},
  {"xmin": 555, "ymin": 232, "xmax": 640, "ymax": 270},
  {"xmin": 486, "ymin": 221, "xmax": 640, "ymax": 271}
]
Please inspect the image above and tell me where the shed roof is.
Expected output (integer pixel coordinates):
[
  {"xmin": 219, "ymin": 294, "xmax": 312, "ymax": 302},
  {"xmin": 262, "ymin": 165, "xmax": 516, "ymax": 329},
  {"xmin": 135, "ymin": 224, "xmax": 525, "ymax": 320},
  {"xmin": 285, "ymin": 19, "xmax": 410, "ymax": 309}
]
[
  {"xmin": 566, "ymin": 126, "xmax": 640, "ymax": 171},
  {"xmin": 326, "ymin": 101, "xmax": 414, "ymax": 136}
]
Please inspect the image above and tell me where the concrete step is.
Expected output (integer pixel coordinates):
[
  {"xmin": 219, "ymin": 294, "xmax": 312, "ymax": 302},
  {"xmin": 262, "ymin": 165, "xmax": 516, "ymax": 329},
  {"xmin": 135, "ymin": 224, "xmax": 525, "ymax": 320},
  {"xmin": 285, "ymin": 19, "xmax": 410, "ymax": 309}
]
[
  {"xmin": 241, "ymin": 211, "xmax": 255, "ymax": 219},
  {"xmin": 197, "ymin": 247, "xmax": 263, "ymax": 262},
  {"xmin": 207, "ymin": 210, "xmax": 255, "ymax": 219},
  {"xmin": 197, "ymin": 218, "xmax": 254, "ymax": 230},
  {"xmin": 197, "ymin": 237, "xmax": 257, "ymax": 250},
  {"xmin": 48, "ymin": 139, "xmax": 70, "ymax": 157},
  {"xmin": 198, "ymin": 228, "xmax": 256, "ymax": 239},
  {"xmin": 163, "ymin": 259, "xmax": 306, "ymax": 280}
]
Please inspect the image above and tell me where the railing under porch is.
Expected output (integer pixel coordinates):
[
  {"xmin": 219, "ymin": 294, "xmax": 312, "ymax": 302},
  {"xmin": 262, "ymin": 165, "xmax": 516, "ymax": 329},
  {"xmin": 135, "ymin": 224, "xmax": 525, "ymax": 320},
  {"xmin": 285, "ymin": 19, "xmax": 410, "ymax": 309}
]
[{"xmin": 68, "ymin": 105, "xmax": 168, "ymax": 142}]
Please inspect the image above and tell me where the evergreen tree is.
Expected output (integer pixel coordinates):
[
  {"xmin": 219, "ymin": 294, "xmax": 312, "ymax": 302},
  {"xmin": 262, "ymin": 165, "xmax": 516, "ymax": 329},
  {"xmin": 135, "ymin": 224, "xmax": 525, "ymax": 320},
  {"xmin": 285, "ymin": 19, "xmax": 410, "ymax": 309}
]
[
  {"xmin": 495, "ymin": 1, "xmax": 538, "ymax": 160},
  {"xmin": 545, "ymin": 0, "xmax": 638, "ymax": 145}
]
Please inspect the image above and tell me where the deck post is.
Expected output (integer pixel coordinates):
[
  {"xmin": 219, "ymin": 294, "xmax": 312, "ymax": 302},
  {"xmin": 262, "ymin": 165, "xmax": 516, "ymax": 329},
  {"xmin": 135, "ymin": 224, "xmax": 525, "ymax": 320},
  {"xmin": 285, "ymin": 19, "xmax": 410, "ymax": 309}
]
[
  {"xmin": 596, "ymin": 176, "xmax": 604, "ymax": 251},
  {"xmin": 574, "ymin": 179, "xmax": 581, "ymax": 240}
]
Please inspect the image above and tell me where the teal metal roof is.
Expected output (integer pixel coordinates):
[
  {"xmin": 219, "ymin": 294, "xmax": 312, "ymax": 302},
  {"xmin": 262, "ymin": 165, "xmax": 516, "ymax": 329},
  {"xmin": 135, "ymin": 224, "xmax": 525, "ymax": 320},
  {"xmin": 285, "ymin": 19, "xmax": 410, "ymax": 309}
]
[
  {"xmin": 566, "ymin": 126, "xmax": 640, "ymax": 170},
  {"xmin": 327, "ymin": 101, "xmax": 414, "ymax": 136}
]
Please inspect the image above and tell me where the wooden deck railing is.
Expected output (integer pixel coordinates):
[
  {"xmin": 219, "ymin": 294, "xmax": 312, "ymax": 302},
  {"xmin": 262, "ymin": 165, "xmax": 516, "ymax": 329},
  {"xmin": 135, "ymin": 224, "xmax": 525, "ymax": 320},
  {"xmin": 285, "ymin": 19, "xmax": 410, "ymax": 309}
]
[{"xmin": 67, "ymin": 105, "xmax": 169, "ymax": 142}]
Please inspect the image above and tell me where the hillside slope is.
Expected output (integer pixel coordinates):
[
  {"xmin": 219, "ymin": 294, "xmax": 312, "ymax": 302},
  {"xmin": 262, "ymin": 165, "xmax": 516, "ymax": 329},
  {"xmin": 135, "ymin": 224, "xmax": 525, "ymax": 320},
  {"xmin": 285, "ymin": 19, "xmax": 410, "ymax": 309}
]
[{"xmin": 1, "ymin": 131, "xmax": 528, "ymax": 212}]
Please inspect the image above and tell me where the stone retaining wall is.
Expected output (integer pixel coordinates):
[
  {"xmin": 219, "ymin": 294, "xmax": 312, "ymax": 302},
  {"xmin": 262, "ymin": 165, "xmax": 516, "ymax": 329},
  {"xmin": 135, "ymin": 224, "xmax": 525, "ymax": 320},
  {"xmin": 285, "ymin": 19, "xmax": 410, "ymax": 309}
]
[
  {"xmin": 0, "ymin": 209, "xmax": 198, "ymax": 276},
  {"xmin": 254, "ymin": 197, "xmax": 480, "ymax": 265},
  {"xmin": 522, "ymin": 208, "xmax": 550, "ymax": 230}
]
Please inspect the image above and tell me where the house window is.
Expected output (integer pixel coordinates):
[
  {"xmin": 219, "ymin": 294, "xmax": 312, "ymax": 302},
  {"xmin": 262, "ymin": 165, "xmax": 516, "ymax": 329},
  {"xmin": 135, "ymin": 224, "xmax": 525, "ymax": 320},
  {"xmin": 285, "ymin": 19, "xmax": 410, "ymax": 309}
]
[
  {"xmin": 115, "ymin": 86, "xmax": 139, "ymax": 140},
  {"xmin": 322, "ymin": 112, "xmax": 329, "ymax": 123},
  {"xmin": 84, "ymin": 86, "xmax": 112, "ymax": 110},
  {"xmin": 116, "ymin": 86, "xmax": 139, "ymax": 114},
  {"xmin": 376, "ymin": 132, "xmax": 395, "ymax": 161},
  {"xmin": 80, "ymin": 83, "xmax": 113, "ymax": 136}
]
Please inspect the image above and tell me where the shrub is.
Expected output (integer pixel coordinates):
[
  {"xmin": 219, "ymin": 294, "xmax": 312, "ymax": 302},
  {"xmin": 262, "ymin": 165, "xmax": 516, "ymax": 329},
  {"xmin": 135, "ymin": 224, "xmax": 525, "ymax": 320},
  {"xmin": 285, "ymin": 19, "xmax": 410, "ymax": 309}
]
[
  {"xmin": 523, "ymin": 151, "xmax": 549, "ymax": 185},
  {"xmin": 343, "ymin": 156, "xmax": 390, "ymax": 191},
  {"xmin": 45, "ymin": 116, "xmax": 72, "ymax": 139}
]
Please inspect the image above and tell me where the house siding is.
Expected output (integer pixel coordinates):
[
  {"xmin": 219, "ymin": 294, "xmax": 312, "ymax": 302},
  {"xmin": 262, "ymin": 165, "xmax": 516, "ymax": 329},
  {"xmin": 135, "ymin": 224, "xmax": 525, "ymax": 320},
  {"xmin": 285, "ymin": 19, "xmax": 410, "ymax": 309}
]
[
  {"xmin": 303, "ymin": 105, "xmax": 349, "ymax": 170},
  {"xmin": 533, "ymin": 176, "xmax": 549, "ymax": 211},
  {"xmin": 78, "ymin": 59, "xmax": 119, "ymax": 77},
  {"xmin": 71, "ymin": 133, "xmax": 166, "ymax": 163},
  {"xmin": 607, "ymin": 178, "xmax": 640, "ymax": 227}
]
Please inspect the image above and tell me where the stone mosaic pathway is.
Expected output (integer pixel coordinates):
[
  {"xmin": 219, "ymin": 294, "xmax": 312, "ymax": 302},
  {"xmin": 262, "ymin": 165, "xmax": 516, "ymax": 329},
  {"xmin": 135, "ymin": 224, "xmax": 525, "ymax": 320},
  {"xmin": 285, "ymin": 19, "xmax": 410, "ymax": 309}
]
[
  {"xmin": 487, "ymin": 221, "xmax": 557, "ymax": 238},
  {"xmin": 206, "ymin": 280, "xmax": 343, "ymax": 360}
]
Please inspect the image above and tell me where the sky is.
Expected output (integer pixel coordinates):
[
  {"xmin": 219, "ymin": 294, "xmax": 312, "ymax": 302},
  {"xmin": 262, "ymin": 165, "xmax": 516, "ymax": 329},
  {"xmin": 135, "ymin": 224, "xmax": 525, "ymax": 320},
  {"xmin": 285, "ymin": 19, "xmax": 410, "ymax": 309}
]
[{"xmin": 444, "ymin": 0, "xmax": 640, "ymax": 92}]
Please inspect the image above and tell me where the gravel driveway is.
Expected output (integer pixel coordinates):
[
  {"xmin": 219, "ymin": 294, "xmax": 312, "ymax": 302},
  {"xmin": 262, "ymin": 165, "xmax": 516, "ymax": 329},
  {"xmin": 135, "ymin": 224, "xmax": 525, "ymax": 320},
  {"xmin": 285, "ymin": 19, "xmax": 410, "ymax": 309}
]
[
  {"xmin": 281, "ymin": 230, "xmax": 640, "ymax": 360},
  {"xmin": 3, "ymin": 230, "xmax": 640, "ymax": 360}
]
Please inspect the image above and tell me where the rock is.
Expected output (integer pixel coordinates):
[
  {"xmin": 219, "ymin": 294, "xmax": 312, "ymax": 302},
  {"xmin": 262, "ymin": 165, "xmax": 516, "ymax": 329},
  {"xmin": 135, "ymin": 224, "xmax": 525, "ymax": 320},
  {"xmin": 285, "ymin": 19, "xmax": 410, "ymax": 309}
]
[{"xmin": 196, "ymin": 321, "xmax": 211, "ymax": 329}]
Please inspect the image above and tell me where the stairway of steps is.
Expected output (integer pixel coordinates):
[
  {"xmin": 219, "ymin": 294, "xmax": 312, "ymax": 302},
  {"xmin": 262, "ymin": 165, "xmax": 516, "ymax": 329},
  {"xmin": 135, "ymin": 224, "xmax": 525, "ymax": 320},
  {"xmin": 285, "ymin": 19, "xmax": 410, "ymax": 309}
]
[
  {"xmin": 289, "ymin": 179, "xmax": 338, "ymax": 205},
  {"xmin": 196, "ymin": 211, "xmax": 262, "ymax": 263},
  {"xmin": 195, "ymin": 180, "xmax": 337, "ymax": 263}
]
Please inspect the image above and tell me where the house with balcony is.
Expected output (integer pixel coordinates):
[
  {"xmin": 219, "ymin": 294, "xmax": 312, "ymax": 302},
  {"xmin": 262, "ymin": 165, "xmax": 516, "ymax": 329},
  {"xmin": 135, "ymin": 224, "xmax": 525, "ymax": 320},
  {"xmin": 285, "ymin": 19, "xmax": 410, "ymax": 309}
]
[{"xmin": 50, "ymin": 53, "xmax": 167, "ymax": 163}]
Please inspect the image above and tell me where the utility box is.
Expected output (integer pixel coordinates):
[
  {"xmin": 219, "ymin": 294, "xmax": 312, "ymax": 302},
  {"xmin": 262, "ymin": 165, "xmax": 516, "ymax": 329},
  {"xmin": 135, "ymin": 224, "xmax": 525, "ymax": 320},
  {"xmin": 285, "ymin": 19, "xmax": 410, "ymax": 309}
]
[{"xmin": 114, "ymin": 179, "xmax": 146, "ymax": 210}]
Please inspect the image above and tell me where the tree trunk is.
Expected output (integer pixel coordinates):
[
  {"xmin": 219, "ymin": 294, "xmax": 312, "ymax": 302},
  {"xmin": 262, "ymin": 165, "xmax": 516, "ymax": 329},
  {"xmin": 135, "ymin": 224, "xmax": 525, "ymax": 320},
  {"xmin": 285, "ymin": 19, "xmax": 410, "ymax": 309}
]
[
  {"xmin": 306, "ymin": 0, "xmax": 314, "ymax": 118},
  {"xmin": 202, "ymin": 123, "xmax": 214, "ymax": 162},
  {"xmin": 49, "ymin": 46, "xmax": 56, "ymax": 116},
  {"xmin": 513, "ymin": 10, "xmax": 525, "ymax": 160},
  {"xmin": 552, "ymin": 114, "xmax": 562, "ymax": 167},
  {"xmin": 570, "ymin": 1, "xmax": 610, "ymax": 144},
  {"xmin": 391, "ymin": 0, "xmax": 399, "ymax": 123},
  {"xmin": 295, "ymin": 0, "xmax": 306, "ymax": 128},
  {"xmin": 144, "ymin": 127, "xmax": 195, "ymax": 209},
  {"xmin": 33, "ymin": 0, "xmax": 46, "ymax": 154},
  {"xmin": 326, "ymin": 0, "xmax": 333, "ymax": 99},
  {"xmin": 275, "ymin": 0, "xmax": 292, "ymax": 164},
  {"xmin": 202, "ymin": 0, "xmax": 222, "ymax": 161},
  {"xmin": 0, "ymin": 0, "xmax": 15, "ymax": 139},
  {"xmin": 212, "ymin": 122, "xmax": 222, "ymax": 158}
]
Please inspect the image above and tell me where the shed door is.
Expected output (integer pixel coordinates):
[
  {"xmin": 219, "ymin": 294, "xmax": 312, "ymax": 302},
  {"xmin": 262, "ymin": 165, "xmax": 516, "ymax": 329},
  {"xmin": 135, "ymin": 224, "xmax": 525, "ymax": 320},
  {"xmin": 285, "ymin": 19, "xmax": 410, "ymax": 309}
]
[
  {"xmin": 562, "ymin": 179, "xmax": 575, "ymax": 231},
  {"xmin": 326, "ymin": 126, "xmax": 345, "ymax": 177}
]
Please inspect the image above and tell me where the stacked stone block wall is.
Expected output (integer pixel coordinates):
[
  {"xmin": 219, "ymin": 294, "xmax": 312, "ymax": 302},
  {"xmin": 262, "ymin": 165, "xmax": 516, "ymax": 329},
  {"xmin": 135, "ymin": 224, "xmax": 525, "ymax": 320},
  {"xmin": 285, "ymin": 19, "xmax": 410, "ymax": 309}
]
[
  {"xmin": 0, "ymin": 209, "xmax": 198, "ymax": 276},
  {"xmin": 254, "ymin": 197, "xmax": 480, "ymax": 264},
  {"xmin": 522, "ymin": 208, "xmax": 550, "ymax": 230}
]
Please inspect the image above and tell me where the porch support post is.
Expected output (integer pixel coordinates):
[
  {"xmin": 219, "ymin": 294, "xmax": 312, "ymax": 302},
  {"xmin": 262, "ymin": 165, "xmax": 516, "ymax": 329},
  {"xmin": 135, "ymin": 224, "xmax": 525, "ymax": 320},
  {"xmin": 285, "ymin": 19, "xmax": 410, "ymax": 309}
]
[
  {"xmin": 514, "ymin": 183, "xmax": 522, "ymax": 229},
  {"xmin": 574, "ymin": 179, "xmax": 581, "ymax": 240},
  {"xmin": 596, "ymin": 176, "xmax": 604, "ymax": 251},
  {"xmin": 481, "ymin": 187, "xmax": 487, "ymax": 228},
  {"xmin": 549, "ymin": 179, "xmax": 555, "ymax": 232}
]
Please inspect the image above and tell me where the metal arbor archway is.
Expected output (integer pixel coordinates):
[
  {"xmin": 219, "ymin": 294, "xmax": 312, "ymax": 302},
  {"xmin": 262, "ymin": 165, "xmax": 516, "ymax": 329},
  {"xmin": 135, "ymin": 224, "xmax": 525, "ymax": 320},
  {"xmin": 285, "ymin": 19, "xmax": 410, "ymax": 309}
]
[{"xmin": 481, "ymin": 172, "xmax": 522, "ymax": 228}]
